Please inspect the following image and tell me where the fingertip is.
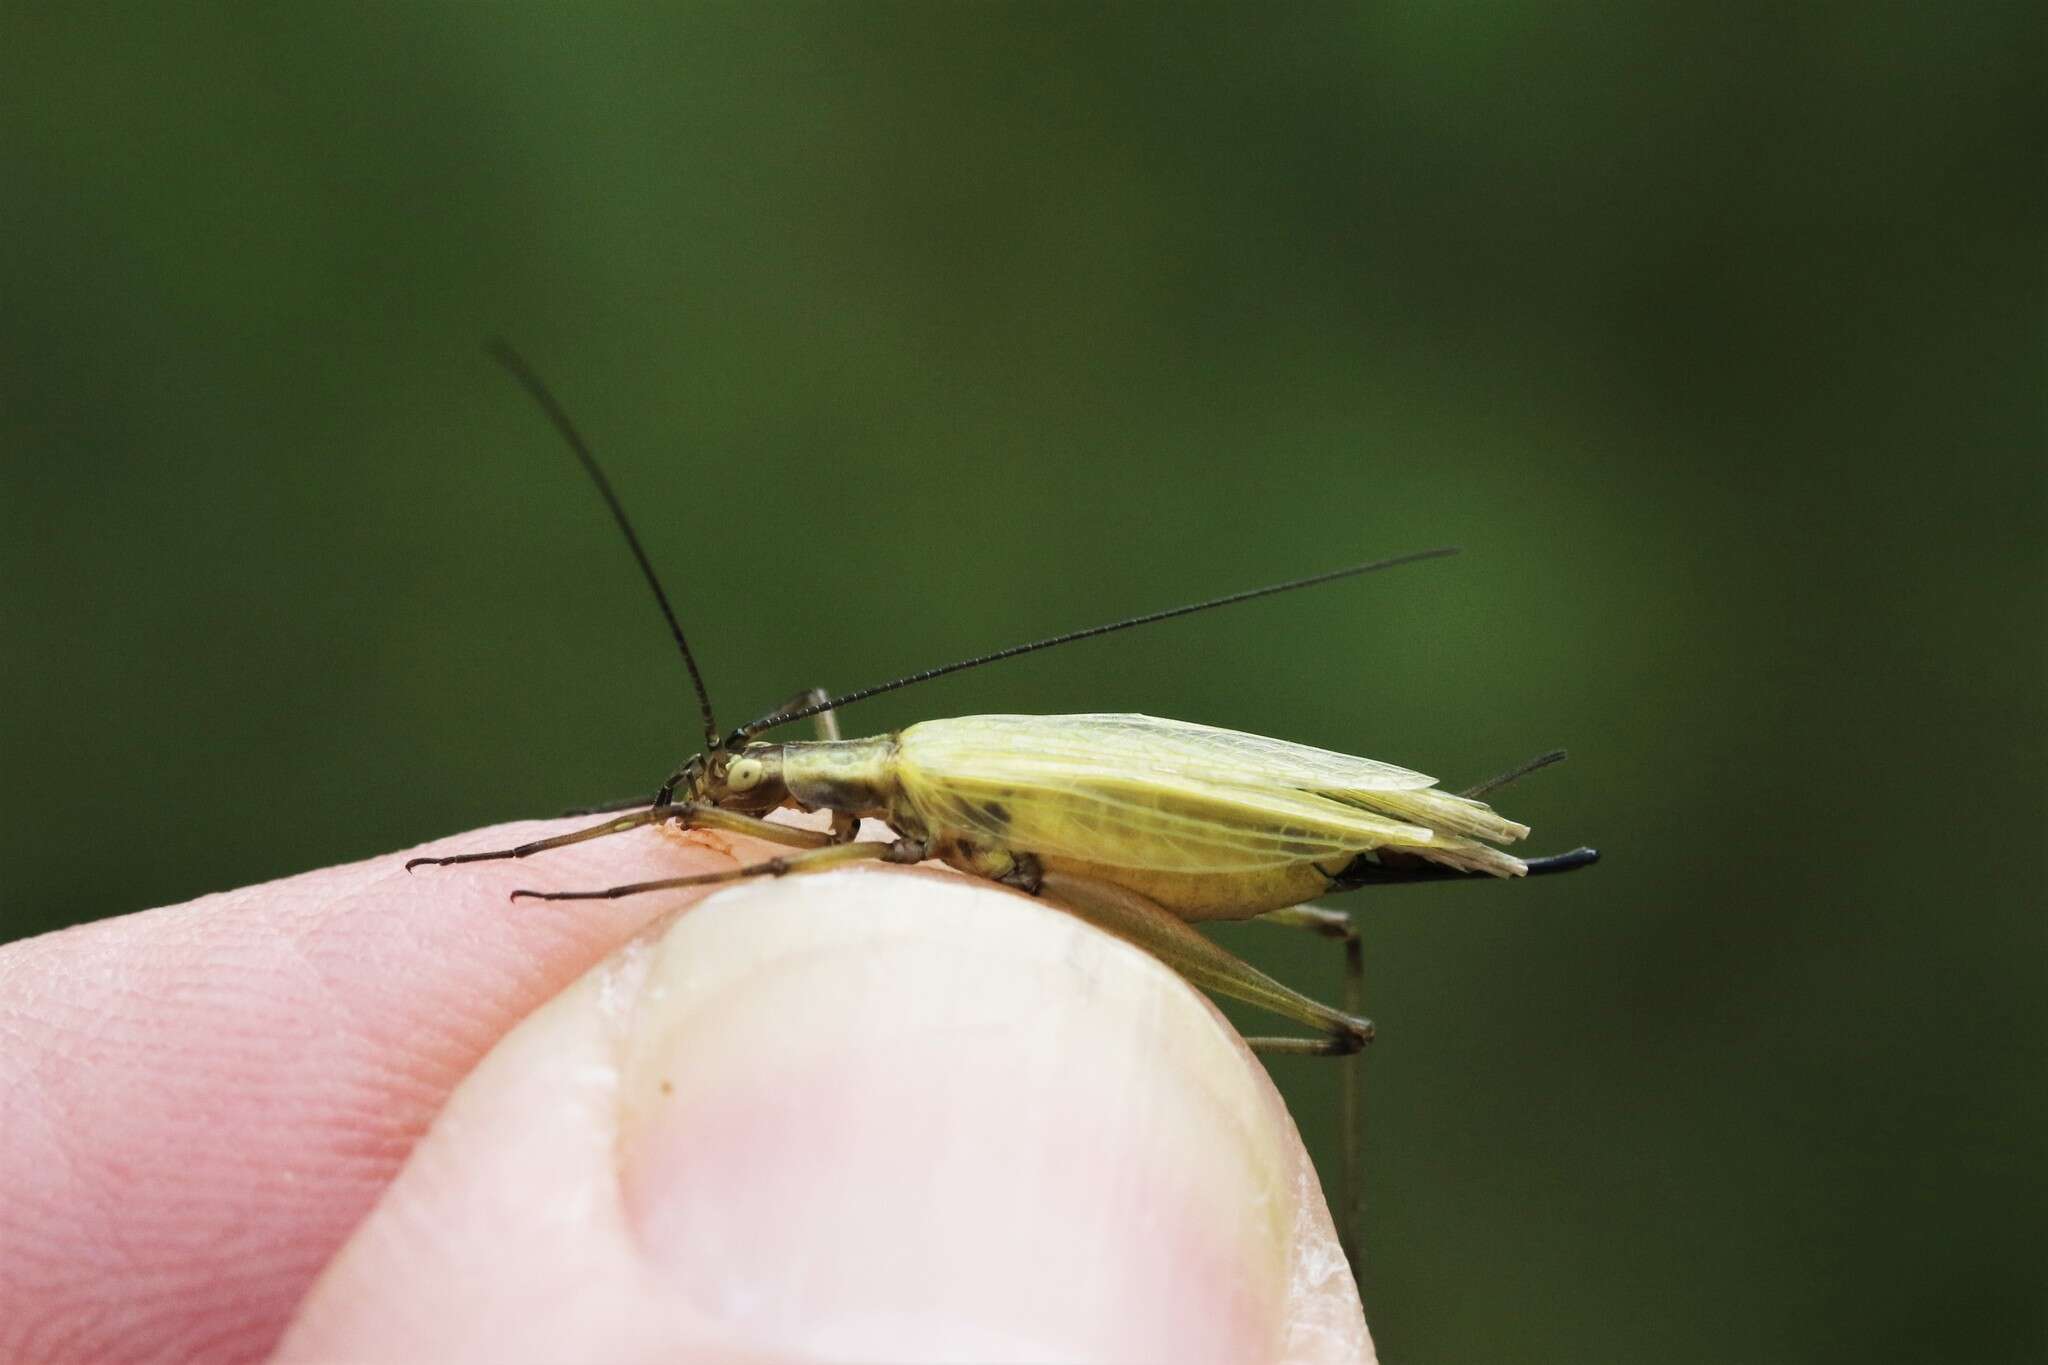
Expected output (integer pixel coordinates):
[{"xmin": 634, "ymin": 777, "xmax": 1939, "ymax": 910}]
[{"xmin": 279, "ymin": 867, "xmax": 1373, "ymax": 1363}]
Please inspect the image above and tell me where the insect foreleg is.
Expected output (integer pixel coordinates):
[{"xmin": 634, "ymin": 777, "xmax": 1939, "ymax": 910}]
[
  {"xmin": 406, "ymin": 806, "xmax": 682, "ymax": 870},
  {"xmin": 405, "ymin": 804, "xmax": 836, "ymax": 872},
  {"xmin": 1035, "ymin": 872, "xmax": 1373, "ymax": 1054},
  {"xmin": 510, "ymin": 835, "xmax": 929, "ymax": 902}
]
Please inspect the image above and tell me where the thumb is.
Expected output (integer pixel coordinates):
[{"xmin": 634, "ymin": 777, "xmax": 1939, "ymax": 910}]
[{"xmin": 275, "ymin": 867, "xmax": 1374, "ymax": 1364}]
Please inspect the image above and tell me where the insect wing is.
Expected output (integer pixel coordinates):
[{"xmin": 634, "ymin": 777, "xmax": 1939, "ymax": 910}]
[
  {"xmin": 896, "ymin": 715, "xmax": 1448, "ymax": 873},
  {"xmin": 976, "ymin": 716, "xmax": 1528, "ymax": 848},
  {"xmin": 923, "ymin": 714, "xmax": 1440, "ymax": 793}
]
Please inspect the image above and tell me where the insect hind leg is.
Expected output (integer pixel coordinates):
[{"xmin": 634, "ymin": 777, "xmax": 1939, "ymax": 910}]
[
  {"xmin": 764, "ymin": 686, "xmax": 840, "ymax": 742},
  {"xmin": 1034, "ymin": 872, "xmax": 1371, "ymax": 1052},
  {"xmin": 1252, "ymin": 903, "xmax": 1366, "ymax": 1273},
  {"xmin": 1252, "ymin": 904, "xmax": 1362, "ymax": 1015},
  {"xmin": 1035, "ymin": 873, "xmax": 1372, "ymax": 1273}
]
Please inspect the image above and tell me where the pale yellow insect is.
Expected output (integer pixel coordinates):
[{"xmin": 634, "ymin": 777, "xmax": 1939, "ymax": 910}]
[{"xmin": 412, "ymin": 343, "xmax": 1598, "ymax": 1267}]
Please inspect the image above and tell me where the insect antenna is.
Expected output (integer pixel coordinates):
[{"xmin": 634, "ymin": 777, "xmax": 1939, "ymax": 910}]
[
  {"xmin": 731, "ymin": 545, "xmax": 1460, "ymax": 742},
  {"xmin": 486, "ymin": 340, "xmax": 721, "ymax": 751}
]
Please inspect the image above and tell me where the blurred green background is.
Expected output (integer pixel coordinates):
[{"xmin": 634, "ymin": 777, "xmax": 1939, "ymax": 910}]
[{"xmin": 4, "ymin": 5, "xmax": 2040, "ymax": 1361}]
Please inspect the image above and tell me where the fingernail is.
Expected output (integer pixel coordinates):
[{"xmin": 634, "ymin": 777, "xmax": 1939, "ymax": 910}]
[{"xmin": 616, "ymin": 870, "xmax": 1309, "ymax": 1364}]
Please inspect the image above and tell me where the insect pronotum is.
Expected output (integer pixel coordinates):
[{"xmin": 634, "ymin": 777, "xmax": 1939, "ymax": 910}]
[{"xmin": 411, "ymin": 341, "xmax": 1599, "ymax": 1271}]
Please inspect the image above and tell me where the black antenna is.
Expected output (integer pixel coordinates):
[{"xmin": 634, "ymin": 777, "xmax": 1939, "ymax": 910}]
[
  {"xmin": 731, "ymin": 545, "xmax": 1459, "ymax": 742},
  {"xmin": 486, "ymin": 340, "xmax": 721, "ymax": 751}
]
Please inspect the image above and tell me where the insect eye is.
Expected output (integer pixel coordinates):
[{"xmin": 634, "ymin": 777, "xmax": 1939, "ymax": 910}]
[{"xmin": 727, "ymin": 757, "xmax": 765, "ymax": 791}]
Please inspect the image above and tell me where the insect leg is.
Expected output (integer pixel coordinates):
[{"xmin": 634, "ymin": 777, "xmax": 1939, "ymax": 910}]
[
  {"xmin": 686, "ymin": 807, "xmax": 845, "ymax": 848},
  {"xmin": 557, "ymin": 795, "xmax": 661, "ymax": 817},
  {"xmin": 1036, "ymin": 872, "xmax": 1372, "ymax": 1053},
  {"xmin": 756, "ymin": 687, "xmax": 840, "ymax": 742},
  {"xmin": 1040, "ymin": 871, "xmax": 1371, "ymax": 1268},
  {"xmin": 406, "ymin": 807, "xmax": 680, "ymax": 870},
  {"xmin": 511, "ymin": 835, "xmax": 928, "ymax": 902},
  {"xmin": 1253, "ymin": 903, "xmax": 1366, "ymax": 1273},
  {"xmin": 405, "ymin": 805, "xmax": 835, "ymax": 871},
  {"xmin": 1254, "ymin": 905, "xmax": 1362, "ymax": 1014}
]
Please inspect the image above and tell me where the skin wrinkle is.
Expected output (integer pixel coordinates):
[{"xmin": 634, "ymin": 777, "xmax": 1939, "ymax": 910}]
[
  {"xmin": 264, "ymin": 907, "xmax": 389, "ymax": 1065},
  {"xmin": 16, "ymin": 908, "xmax": 364, "ymax": 1365},
  {"xmin": 11, "ymin": 1016, "xmax": 139, "ymax": 1314},
  {"xmin": 0, "ymin": 819, "xmax": 732, "ymax": 1363},
  {"xmin": 304, "ymin": 878, "xmax": 638, "ymax": 1112}
]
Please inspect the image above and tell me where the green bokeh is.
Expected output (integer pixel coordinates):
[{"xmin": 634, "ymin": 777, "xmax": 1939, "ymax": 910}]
[{"xmin": 4, "ymin": 6, "xmax": 2040, "ymax": 1361}]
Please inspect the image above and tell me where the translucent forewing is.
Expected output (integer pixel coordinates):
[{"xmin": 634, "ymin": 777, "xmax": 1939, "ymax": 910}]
[
  {"xmin": 894, "ymin": 714, "xmax": 1530, "ymax": 877},
  {"xmin": 921, "ymin": 714, "xmax": 1437, "ymax": 790}
]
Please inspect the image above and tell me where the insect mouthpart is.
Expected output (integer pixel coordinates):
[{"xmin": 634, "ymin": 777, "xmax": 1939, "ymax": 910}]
[{"xmin": 654, "ymin": 752, "xmax": 711, "ymax": 807}]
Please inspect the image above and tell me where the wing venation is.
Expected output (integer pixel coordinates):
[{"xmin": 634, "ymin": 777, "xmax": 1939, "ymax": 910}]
[{"xmin": 895, "ymin": 714, "xmax": 1527, "ymax": 876}]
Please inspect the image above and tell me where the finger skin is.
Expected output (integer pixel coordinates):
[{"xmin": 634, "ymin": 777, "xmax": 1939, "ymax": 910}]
[
  {"xmin": 277, "ymin": 870, "xmax": 1373, "ymax": 1364},
  {"xmin": 0, "ymin": 817, "xmax": 757, "ymax": 1363},
  {"xmin": 0, "ymin": 820, "xmax": 1371, "ymax": 1363}
]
